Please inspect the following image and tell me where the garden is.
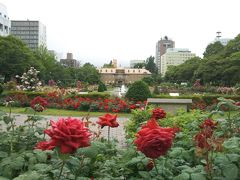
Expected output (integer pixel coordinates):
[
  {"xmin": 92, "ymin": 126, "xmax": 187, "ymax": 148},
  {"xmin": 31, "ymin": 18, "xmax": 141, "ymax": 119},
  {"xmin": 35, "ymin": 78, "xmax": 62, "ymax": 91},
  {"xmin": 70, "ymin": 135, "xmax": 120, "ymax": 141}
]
[{"xmin": 0, "ymin": 67, "xmax": 240, "ymax": 179}]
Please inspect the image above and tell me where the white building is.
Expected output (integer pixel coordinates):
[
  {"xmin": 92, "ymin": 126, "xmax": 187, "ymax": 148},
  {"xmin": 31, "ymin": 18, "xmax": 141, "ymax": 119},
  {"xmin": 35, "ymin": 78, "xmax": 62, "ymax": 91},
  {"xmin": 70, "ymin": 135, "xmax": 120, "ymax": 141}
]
[
  {"xmin": 11, "ymin": 20, "xmax": 46, "ymax": 49},
  {"xmin": 0, "ymin": 3, "xmax": 11, "ymax": 36},
  {"xmin": 161, "ymin": 48, "xmax": 196, "ymax": 76},
  {"xmin": 130, "ymin": 59, "xmax": 145, "ymax": 68}
]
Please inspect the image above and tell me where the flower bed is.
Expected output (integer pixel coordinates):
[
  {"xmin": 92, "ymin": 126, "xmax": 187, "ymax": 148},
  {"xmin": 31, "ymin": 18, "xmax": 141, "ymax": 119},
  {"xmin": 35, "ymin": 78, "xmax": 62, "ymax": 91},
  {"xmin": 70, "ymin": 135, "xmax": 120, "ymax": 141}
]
[{"xmin": 0, "ymin": 98, "xmax": 239, "ymax": 179}]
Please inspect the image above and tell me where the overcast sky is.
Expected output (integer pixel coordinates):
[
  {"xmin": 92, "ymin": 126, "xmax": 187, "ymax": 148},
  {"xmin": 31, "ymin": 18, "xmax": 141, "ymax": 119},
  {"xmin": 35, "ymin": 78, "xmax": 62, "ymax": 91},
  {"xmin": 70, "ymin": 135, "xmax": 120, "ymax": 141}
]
[{"xmin": 1, "ymin": 0, "xmax": 240, "ymax": 67}]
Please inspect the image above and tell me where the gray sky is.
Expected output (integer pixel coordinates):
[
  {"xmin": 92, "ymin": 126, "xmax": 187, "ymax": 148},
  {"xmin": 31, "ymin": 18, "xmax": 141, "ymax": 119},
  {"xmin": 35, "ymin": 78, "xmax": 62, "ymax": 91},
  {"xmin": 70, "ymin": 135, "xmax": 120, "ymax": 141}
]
[{"xmin": 1, "ymin": 0, "xmax": 240, "ymax": 67}]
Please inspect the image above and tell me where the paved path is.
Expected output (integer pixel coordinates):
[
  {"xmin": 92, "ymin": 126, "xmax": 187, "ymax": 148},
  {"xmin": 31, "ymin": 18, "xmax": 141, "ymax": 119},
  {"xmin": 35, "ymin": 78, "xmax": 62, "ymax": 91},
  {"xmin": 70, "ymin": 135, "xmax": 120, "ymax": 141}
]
[{"xmin": 0, "ymin": 113, "xmax": 129, "ymax": 147}]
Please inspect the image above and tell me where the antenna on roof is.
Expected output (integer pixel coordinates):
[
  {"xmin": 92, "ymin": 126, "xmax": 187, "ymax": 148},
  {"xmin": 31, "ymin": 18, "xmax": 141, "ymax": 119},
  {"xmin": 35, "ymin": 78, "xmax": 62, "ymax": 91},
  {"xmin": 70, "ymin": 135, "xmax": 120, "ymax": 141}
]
[{"xmin": 216, "ymin": 31, "xmax": 221, "ymax": 40}]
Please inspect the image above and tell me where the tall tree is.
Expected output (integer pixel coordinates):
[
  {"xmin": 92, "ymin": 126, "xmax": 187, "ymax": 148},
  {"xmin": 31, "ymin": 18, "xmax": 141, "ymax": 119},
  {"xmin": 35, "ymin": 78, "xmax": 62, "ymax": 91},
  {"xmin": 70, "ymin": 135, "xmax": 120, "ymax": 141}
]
[
  {"xmin": 145, "ymin": 56, "xmax": 158, "ymax": 74},
  {"xmin": 0, "ymin": 36, "xmax": 42, "ymax": 81},
  {"xmin": 203, "ymin": 41, "xmax": 224, "ymax": 58}
]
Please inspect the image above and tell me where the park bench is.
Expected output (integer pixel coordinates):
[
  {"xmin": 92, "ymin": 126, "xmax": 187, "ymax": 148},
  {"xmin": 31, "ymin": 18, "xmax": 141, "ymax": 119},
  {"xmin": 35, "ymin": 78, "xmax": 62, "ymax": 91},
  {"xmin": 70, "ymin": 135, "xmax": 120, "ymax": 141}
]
[{"xmin": 146, "ymin": 98, "xmax": 192, "ymax": 115}]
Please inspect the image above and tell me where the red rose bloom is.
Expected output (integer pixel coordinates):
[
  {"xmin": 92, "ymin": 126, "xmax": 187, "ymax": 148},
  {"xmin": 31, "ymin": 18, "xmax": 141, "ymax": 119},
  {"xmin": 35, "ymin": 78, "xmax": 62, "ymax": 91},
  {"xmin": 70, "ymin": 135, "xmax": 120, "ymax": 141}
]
[
  {"xmin": 235, "ymin": 102, "xmax": 240, "ymax": 106},
  {"xmin": 30, "ymin": 96, "xmax": 48, "ymax": 112},
  {"xmin": 195, "ymin": 132, "xmax": 211, "ymax": 150},
  {"xmin": 36, "ymin": 117, "xmax": 91, "ymax": 154},
  {"xmin": 200, "ymin": 118, "xmax": 217, "ymax": 130},
  {"xmin": 35, "ymin": 141, "xmax": 55, "ymax": 150},
  {"xmin": 134, "ymin": 119, "xmax": 176, "ymax": 159},
  {"xmin": 152, "ymin": 108, "xmax": 166, "ymax": 119},
  {"xmin": 97, "ymin": 113, "xmax": 119, "ymax": 128}
]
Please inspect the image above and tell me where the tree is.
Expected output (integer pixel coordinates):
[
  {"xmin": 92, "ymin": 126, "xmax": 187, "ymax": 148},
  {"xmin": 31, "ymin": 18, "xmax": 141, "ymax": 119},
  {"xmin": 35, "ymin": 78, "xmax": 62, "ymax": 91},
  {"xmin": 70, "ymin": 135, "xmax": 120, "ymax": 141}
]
[
  {"xmin": 102, "ymin": 60, "xmax": 114, "ymax": 68},
  {"xmin": 125, "ymin": 81, "xmax": 151, "ymax": 101},
  {"xmin": 203, "ymin": 41, "xmax": 224, "ymax": 58},
  {"xmin": 77, "ymin": 63, "xmax": 100, "ymax": 84},
  {"xmin": 165, "ymin": 57, "xmax": 201, "ymax": 83},
  {"xmin": 145, "ymin": 56, "xmax": 158, "ymax": 74},
  {"xmin": 133, "ymin": 63, "xmax": 145, "ymax": 69},
  {"xmin": 0, "ymin": 36, "xmax": 42, "ymax": 81}
]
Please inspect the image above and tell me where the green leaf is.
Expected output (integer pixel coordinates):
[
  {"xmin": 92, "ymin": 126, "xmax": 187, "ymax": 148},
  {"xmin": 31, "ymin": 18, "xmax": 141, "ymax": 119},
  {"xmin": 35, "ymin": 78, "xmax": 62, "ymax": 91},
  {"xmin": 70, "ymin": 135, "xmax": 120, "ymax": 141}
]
[
  {"xmin": 226, "ymin": 154, "xmax": 240, "ymax": 163},
  {"xmin": 169, "ymin": 147, "xmax": 184, "ymax": 158},
  {"xmin": 34, "ymin": 150, "xmax": 47, "ymax": 163},
  {"xmin": 138, "ymin": 171, "xmax": 150, "ymax": 179},
  {"xmin": 191, "ymin": 173, "xmax": 206, "ymax": 180},
  {"xmin": 13, "ymin": 171, "xmax": 41, "ymax": 180},
  {"xmin": 11, "ymin": 156, "xmax": 25, "ymax": 170},
  {"xmin": 0, "ymin": 176, "xmax": 10, "ymax": 180},
  {"xmin": 0, "ymin": 151, "xmax": 8, "ymax": 158},
  {"xmin": 223, "ymin": 137, "xmax": 240, "ymax": 150},
  {"xmin": 173, "ymin": 173, "xmax": 190, "ymax": 180},
  {"xmin": 222, "ymin": 164, "xmax": 238, "ymax": 180},
  {"xmin": 77, "ymin": 146, "xmax": 98, "ymax": 158}
]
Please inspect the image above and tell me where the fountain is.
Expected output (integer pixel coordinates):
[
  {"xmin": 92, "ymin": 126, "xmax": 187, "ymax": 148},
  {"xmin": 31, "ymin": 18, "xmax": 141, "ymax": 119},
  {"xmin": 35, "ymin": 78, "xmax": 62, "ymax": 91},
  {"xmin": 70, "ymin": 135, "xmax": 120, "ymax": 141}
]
[{"xmin": 119, "ymin": 84, "xmax": 127, "ymax": 97}]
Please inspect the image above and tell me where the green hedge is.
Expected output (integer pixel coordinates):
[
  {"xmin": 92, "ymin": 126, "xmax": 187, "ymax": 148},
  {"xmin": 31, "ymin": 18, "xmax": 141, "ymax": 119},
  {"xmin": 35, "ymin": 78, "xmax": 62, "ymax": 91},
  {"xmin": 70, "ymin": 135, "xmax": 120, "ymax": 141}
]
[
  {"xmin": 0, "ymin": 91, "xmax": 110, "ymax": 100},
  {"xmin": 65, "ymin": 92, "xmax": 110, "ymax": 99},
  {"xmin": 0, "ymin": 91, "xmax": 48, "ymax": 98}
]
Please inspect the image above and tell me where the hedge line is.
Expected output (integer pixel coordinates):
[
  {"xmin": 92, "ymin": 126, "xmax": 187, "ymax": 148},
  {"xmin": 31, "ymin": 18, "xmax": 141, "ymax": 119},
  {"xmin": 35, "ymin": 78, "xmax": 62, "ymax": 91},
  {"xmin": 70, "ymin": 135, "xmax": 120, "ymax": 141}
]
[{"xmin": 0, "ymin": 91, "xmax": 110, "ymax": 100}]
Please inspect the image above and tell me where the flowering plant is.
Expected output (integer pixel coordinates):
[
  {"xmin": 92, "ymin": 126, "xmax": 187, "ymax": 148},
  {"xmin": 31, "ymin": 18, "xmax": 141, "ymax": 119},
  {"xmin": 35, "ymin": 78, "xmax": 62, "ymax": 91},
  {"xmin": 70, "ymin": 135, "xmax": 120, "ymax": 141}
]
[
  {"xmin": 30, "ymin": 96, "xmax": 48, "ymax": 112},
  {"xmin": 134, "ymin": 118, "xmax": 176, "ymax": 159},
  {"xmin": 151, "ymin": 107, "xmax": 166, "ymax": 119},
  {"xmin": 36, "ymin": 117, "xmax": 91, "ymax": 154},
  {"xmin": 16, "ymin": 67, "xmax": 41, "ymax": 91}
]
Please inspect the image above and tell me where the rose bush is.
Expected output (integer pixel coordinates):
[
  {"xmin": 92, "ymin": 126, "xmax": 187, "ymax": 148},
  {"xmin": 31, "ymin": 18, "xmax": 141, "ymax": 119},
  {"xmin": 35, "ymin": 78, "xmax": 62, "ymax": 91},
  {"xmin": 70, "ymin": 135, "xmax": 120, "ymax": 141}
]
[
  {"xmin": 30, "ymin": 96, "xmax": 48, "ymax": 112},
  {"xmin": 36, "ymin": 117, "xmax": 91, "ymax": 154},
  {"xmin": 97, "ymin": 113, "xmax": 119, "ymax": 128},
  {"xmin": 151, "ymin": 107, "xmax": 166, "ymax": 119},
  {"xmin": 134, "ymin": 118, "xmax": 176, "ymax": 159}
]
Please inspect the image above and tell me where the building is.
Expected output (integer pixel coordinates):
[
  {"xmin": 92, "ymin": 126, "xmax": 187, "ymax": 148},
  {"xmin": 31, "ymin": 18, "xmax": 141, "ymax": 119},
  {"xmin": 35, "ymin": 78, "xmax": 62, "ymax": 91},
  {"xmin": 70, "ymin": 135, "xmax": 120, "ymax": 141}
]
[
  {"xmin": 0, "ymin": 3, "xmax": 11, "ymax": 36},
  {"xmin": 98, "ymin": 67, "xmax": 151, "ymax": 85},
  {"xmin": 48, "ymin": 50, "xmax": 62, "ymax": 61},
  {"xmin": 130, "ymin": 60, "xmax": 145, "ymax": 68},
  {"xmin": 11, "ymin": 20, "xmax": 46, "ymax": 49},
  {"xmin": 60, "ymin": 53, "xmax": 80, "ymax": 68},
  {"xmin": 155, "ymin": 36, "xmax": 175, "ymax": 73},
  {"xmin": 161, "ymin": 48, "xmax": 196, "ymax": 76}
]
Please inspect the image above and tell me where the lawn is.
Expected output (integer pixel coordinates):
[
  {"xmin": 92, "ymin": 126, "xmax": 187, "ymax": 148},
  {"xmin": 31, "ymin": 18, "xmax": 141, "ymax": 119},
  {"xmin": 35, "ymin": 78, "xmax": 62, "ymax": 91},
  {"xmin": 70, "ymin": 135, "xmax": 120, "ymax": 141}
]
[{"xmin": 0, "ymin": 106, "xmax": 132, "ymax": 118}]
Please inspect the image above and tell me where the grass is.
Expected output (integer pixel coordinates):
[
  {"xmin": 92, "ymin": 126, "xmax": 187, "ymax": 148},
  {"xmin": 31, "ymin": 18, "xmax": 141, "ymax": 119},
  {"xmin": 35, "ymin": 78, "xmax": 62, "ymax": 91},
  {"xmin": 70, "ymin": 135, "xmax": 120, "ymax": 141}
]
[{"xmin": 0, "ymin": 106, "xmax": 132, "ymax": 118}]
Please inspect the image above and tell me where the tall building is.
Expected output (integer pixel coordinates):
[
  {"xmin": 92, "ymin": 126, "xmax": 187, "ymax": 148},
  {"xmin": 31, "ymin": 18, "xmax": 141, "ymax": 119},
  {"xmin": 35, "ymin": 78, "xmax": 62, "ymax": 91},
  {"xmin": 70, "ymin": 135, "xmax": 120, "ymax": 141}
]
[
  {"xmin": 155, "ymin": 36, "xmax": 175, "ymax": 73},
  {"xmin": 130, "ymin": 59, "xmax": 145, "ymax": 68},
  {"xmin": 0, "ymin": 3, "xmax": 11, "ymax": 36},
  {"xmin": 60, "ymin": 53, "xmax": 80, "ymax": 68},
  {"xmin": 161, "ymin": 48, "xmax": 195, "ymax": 76},
  {"xmin": 11, "ymin": 20, "xmax": 46, "ymax": 49}
]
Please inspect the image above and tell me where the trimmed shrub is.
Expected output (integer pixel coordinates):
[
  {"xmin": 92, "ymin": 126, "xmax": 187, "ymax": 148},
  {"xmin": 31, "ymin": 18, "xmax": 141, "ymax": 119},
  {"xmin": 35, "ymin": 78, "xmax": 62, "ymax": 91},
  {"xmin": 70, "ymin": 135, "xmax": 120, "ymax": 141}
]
[
  {"xmin": 125, "ymin": 81, "xmax": 151, "ymax": 101},
  {"xmin": 98, "ymin": 83, "xmax": 107, "ymax": 92}
]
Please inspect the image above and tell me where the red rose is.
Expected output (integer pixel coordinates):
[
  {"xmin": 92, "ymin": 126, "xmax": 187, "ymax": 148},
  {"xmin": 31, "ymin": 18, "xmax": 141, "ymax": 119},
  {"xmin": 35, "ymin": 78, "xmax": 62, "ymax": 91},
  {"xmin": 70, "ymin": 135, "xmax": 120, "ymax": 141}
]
[
  {"xmin": 235, "ymin": 102, "xmax": 240, "ymax": 106},
  {"xmin": 37, "ymin": 117, "xmax": 91, "ymax": 154},
  {"xmin": 195, "ymin": 132, "xmax": 212, "ymax": 150},
  {"xmin": 152, "ymin": 108, "xmax": 166, "ymax": 119},
  {"xmin": 97, "ymin": 113, "xmax": 119, "ymax": 128},
  {"xmin": 134, "ymin": 119, "xmax": 175, "ymax": 159},
  {"xmin": 35, "ymin": 141, "xmax": 55, "ymax": 150},
  {"xmin": 30, "ymin": 96, "xmax": 48, "ymax": 112},
  {"xmin": 200, "ymin": 119, "xmax": 217, "ymax": 129}
]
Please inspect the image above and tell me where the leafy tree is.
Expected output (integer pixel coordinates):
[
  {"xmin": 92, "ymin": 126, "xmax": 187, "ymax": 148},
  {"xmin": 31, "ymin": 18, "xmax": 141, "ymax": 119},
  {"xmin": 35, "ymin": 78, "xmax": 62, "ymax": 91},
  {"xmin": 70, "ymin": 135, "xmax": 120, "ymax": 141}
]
[
  {"xmin": 77, "ymin": 63, "xmax": 100, "ymax": 84},
  {"xmin": 165, "ymin": 57, "xmax": 201, "ymax": 83},
  {"xmin": 133, "ymin": 63, "xmax": 145, "ymax": 69},
  {"xmin": 125, "ymin": 81, "xmax": 151, "ymax": 101},
  {"xmin": 102, "ymin": 60, "xmax": 114, "ymax": 68},
  {"xmin": 223, "ymin": 34, "xmax": 240, "ymax": 57},
  {"xmin": 145, "ymin": 56, "xmax": 158, "ymax": 74},
  {"xmin": 0, "ymin": 36, "xmax": 42, "ymax": 81},
  {"xmin": 203, "ymin": 41, "xmax": 224, "ymax": 58}
]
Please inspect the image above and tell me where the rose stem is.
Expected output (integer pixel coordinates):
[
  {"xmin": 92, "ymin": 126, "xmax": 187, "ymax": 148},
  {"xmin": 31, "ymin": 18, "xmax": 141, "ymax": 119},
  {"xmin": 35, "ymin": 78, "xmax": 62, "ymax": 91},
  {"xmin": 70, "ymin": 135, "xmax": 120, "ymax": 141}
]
[
  {"xmin": 153, "ymin": 159, "xmax": 159, "ymax": 175},
  {"xmin": 108, "ymin": 126, "xmax": 110, "ymax": 143},
  {"xmin": 57, "ymin": 160, "xmax": 66, "ymax": 180}
]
